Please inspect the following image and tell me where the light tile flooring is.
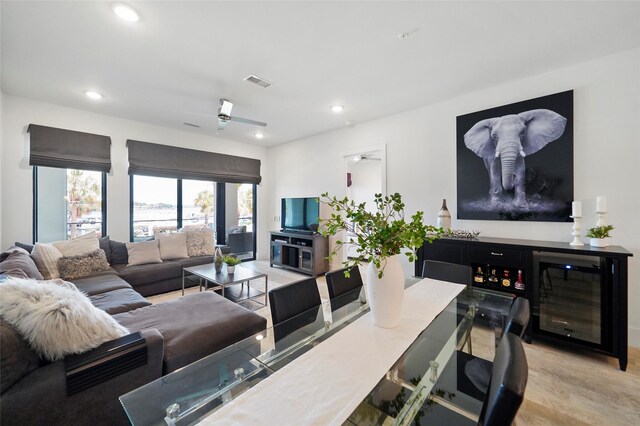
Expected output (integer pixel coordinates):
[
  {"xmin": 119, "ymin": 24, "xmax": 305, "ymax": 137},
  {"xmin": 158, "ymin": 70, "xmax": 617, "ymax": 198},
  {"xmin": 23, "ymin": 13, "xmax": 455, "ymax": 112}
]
[{"xmin": 148, "ymin": 260, "xmax": 640, "ymax": 425}]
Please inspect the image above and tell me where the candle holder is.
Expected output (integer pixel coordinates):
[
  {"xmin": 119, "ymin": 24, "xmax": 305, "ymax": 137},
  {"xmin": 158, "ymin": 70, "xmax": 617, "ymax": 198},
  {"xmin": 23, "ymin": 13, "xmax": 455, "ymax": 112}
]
[
  {"xmin": 570, "ymin": 216, "xmax": 584, "ymax": 246},
  {"xmin": 596, "ymin": 210, "xmax": 607, "ymax": 227}
]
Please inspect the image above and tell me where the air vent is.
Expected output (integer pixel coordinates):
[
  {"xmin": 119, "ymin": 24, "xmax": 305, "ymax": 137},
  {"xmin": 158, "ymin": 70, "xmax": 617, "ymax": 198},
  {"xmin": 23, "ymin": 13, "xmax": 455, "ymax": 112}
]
[
  {"xmin": 244, "ymin": 74, "xmax": 272, "ymax": 88},
  {"xmin": 183, "ymin": 122, "xmax": 201, "ymax": 128}
]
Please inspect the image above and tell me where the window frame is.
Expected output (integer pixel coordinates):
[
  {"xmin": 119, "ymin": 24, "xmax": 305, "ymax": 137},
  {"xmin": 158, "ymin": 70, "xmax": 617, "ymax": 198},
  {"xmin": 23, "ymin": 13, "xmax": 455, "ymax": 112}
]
[
  {"xmin": 32, "ymin": 166, "xmax": 108, "ymax": 243},
  {"xmin": 129, "ymin": 176, "xmax": 257, "ymax": 261}
]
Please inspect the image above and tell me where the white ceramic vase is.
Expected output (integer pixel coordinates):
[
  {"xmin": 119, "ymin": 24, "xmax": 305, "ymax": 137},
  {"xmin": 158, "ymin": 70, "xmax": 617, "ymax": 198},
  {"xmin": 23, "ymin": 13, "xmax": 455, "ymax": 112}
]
[
  {"xmin": 227, "ymin": 265, "xmax": 236, "ymax": 274},
  {"xmin": 437, "ymin": 199, "xmax": 451, "ymax": 230},
  {"xmin": 365, "ymin": 254, "xmax": 404, "ymax": 328},
  {"xmin": 590, "ymin": 238, "xmax": 608, "ymax": 248}
]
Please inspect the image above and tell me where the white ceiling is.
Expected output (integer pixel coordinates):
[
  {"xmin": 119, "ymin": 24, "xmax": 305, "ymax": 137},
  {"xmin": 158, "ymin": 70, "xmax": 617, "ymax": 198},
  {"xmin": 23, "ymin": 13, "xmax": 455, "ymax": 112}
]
[{"xmin": 2, "ymin": 1, "xmax": 640, "ymax": 147}]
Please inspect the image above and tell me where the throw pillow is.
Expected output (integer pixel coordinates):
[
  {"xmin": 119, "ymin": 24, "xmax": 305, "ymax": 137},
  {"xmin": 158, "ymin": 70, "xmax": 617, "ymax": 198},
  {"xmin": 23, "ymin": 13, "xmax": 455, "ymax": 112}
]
[
  {"xmin": 57, "ymin": 249, "xmax": 111, "ymax": 281},
  {"xmin": 126, "ymin": 240, "xmax": 163, "ymax": 266},
  {"xmin": 52, "ymin": 232, "xmax": 99, "ymax": 257},
  {"xmin": 30, "ymin": 243, "xmax": 63, "ymax": 280},
  {"xmin": 0, "ymin": 278, "xmax": 129, "ymax": 361},
  {"xmin": 184, "ymin": 229, "xmax": 215, "ymax": 257},
  {"xmin": 0, "ymin": 250, "xmax": 44, "ymax": 280},
  {"xmin": 109, "ymin": 239, "xmax": 129, "ymax": 264},
  {"xmin": 155, "ymin": 233, "xmax": 188, "ymax": 260},
  {"xmin": 14, "ymin": 242, "xmax": 34, "ymax": 253},
  {"xmin": 1, "ymin": 246, "xmax": 29, "ymax": 262},
  {"xmin": 99, "ymin": 236, "xmax": 112, "ymax": 264}
]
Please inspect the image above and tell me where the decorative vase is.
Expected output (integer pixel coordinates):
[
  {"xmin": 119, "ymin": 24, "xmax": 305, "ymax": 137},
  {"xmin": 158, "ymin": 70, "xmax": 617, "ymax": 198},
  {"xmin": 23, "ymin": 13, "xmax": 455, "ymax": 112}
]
[
  {"xmin": 214, "ymin": 247, "xmax": 224, "ymax": 273},
  {"xmin": 365, "ymin": 254, "xmax": 404, "ymax": 328},
  {"xmin": 590, "ymin": 238, "xmax": 608, "ymax": 248},
  {"xmin": 227, "ymin": 265, "xmax": 235, "ymax": 274},
  {"xmin": 437, "ymin": 199, "xmax": 451, "ymax": 230}
]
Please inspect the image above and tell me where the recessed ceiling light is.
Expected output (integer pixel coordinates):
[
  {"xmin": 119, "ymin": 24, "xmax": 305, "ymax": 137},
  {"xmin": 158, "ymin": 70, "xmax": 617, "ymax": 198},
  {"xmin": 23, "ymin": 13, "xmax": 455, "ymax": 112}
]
[
  {"xmin": 84, "ymin": 91, "xmax": 103, "ymax": 100},
  {"xmin": 113, "ymin": 3, "xmax": 140, "ymax": 22},
  {"xmin": 331, "ymin": 105, "xmax": 344, "ymax": 113},
  {"xmin": 255, "ymin": 132, "xmax": 264, "ymax": 139}
]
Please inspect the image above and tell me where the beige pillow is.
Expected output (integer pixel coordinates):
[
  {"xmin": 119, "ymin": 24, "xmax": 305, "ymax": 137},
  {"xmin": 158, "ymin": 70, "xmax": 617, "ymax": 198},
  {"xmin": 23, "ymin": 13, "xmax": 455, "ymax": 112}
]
[
  {"xmin": 125, "ymin": 240, "xmax": 163, "ymax": 266},
  {"xmin": 30, "ymin": 243, "xmax": 63, "ymax": 279},
  {"xmin": 156, "ymin": 233, "xmax": 188, "ymax": 260},
  {"xmin": 184, "ymin": 229, "xmax": 215, "ymax": 257},
  {"xmin": 53, "ymin": 232, "xmax": 99, "ymax": 257}
]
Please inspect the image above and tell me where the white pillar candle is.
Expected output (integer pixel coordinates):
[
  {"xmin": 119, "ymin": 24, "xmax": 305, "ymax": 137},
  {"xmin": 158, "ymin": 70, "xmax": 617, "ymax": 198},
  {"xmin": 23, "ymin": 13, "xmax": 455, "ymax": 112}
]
[
  {"xmin": 596, "ymin": 196, "xmax": 607, "ymax": 213},
  {"xmin": 572, "ymin": 201, "xmax": 582, "ymax": 217}
]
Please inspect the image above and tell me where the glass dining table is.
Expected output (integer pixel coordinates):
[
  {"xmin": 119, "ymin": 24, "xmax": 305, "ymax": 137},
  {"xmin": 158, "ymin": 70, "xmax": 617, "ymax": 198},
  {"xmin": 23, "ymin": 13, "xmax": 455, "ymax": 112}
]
[{"xmin": 119, "ymin": 278, "xmax": 514, "ymax": 426}]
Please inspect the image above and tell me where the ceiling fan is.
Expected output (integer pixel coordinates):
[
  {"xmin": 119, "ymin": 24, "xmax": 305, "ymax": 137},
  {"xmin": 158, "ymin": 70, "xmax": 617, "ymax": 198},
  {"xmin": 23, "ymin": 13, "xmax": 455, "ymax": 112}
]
[{"xmin": 212, "ymin": 98, "xmax": 267, "ymax": 131}]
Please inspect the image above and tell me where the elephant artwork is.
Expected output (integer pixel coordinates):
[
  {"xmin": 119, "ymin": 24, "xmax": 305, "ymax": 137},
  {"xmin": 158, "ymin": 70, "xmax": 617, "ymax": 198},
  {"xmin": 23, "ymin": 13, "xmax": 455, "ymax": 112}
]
[{"xmin": 464, "ymin": 109, "xmax": 567, "ymax": 206}]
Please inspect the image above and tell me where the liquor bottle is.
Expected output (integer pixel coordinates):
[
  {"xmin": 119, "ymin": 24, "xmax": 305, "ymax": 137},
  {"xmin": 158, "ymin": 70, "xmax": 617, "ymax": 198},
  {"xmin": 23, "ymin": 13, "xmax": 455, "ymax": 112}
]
[
  {"xmin": 515, "ymin": 270, "xmax": 525, "ymax": 291},
  {"xmin": 488, "ymin": 269, "xmax": 499, "ymax": 286},
  {"xmin": 473, "ymin": 266, "xmax": 485, "ymax": 283},
  {"xmin": 502, "ymin": 269, "xmax": 512, "ymax": 288}
]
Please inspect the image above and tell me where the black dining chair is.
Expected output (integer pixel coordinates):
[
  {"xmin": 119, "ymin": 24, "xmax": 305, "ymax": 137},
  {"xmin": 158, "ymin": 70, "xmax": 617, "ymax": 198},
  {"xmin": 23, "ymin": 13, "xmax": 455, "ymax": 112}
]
[
  {"xmin": 504, "ymin": 297, "xmax": 530, "ymax": 338},
  {"xmin": 421, "ymin": 260, "xmax": 473, "ymax": 286},
  {"xmin": 477, "ymin": 332, "xmax": 529, "ymax": 426},
  {"xmin": 422, "ymin": 260, "xmax": 474, "ymax": 353},
  {"xmin": 325, "ymin": 266, "xmax": 363, "ymax": 310},
  {"xmin": 268, "ymin": 277, "xmax": 321, "ymax": 344}
]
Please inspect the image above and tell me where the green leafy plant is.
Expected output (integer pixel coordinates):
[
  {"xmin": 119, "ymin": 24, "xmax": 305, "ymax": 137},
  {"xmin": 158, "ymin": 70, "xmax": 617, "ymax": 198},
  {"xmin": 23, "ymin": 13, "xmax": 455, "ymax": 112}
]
[
  {"xmin": 319, "ymin": 192, "xmax": 443, "ymax": 278},
  {"xmin": 223, "ymin": 255, "xmax": 242, "ymax": 266},
  {"xmin": 586, "ymin": 225, "xmax": 614, "ymax": 239}
]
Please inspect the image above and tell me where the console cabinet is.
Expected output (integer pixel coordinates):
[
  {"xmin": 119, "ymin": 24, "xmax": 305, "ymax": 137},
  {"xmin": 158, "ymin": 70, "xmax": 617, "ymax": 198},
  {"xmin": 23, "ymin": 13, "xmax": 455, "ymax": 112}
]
[
  {"xmin": 270, "ymin": 231, "xmax": 329, "ymax": 276},
  {"xmin": 417, "ymin": 236, "xmax": 633, "ymax": 371}
]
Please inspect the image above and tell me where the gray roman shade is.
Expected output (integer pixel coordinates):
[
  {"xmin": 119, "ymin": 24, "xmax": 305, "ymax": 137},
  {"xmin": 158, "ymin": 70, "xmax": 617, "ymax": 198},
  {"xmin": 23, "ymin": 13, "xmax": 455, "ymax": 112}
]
[
  {"xmin": 127, "ymin": 140, "xmax": 262, "ymax": 184},
  {"xmin": 28, "ymin": 124, "xmax": 112, "ymax": 172}
]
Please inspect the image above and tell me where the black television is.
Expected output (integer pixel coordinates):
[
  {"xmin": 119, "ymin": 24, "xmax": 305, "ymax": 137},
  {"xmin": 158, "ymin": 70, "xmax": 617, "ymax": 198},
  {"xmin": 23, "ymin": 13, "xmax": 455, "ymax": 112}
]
[{"xmin": 281, "ymin": 197, "xmax": 319, "ymax": 233}]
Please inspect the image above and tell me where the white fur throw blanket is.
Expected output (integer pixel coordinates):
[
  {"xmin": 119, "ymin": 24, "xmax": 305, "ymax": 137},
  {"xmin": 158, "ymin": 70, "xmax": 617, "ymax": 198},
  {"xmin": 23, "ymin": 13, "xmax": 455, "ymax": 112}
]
[{"xmin": 0, "ymin": 278, "xmax": 129, "ymax": 361}]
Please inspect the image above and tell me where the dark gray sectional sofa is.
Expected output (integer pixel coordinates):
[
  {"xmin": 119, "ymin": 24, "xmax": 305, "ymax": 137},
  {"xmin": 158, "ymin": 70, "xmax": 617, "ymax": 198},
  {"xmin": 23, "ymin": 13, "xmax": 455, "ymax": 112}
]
[{"xmin": 0, "ymin": 245, "xmax": 267, "ymax": 426}]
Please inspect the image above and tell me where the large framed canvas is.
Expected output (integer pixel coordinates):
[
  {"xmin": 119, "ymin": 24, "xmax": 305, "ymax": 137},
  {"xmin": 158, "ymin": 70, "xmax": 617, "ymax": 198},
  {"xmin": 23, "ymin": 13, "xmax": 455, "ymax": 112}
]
[{"xmin": 456, "ymin": 90, "xmax": 573, "ymax": 222}]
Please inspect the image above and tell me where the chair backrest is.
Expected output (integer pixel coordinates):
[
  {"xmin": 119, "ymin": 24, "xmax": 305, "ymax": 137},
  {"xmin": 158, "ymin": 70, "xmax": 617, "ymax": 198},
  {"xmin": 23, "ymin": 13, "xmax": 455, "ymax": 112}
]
[
  {"xmin": 325, "ymin": 266, "xmax": 363, "ymax": 300},
  {"xmin": 421, "ymin": 260, "xmax": 472, "ymax": 285},
  {"xmin": 504, "ymin": 297, "xmax": 530, "ymax": 338},
  {"xmin": 268, "ymin": 277, "xmax": 321, "ymax": 326},
  {"xmin": 478, "ymin": 333, "xmax": 528, "ymax": 426}
]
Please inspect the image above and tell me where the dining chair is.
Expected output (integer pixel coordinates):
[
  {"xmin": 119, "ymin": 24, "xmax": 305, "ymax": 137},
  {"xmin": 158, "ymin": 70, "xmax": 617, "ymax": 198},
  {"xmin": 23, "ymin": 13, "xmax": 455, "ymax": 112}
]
[
  {"xmin": 269, "ymin": 277, "xmax": 321, "ymax": 326},
  {"xmin": 422, "ymin": 260, "xmax": 474, "ymax": 354},
  {"xmin": 504, "ymin": 297, "xmax": 530, "ymax": 338},
  {"xmin": 421, "ymin": 259, "xmax": 473, "ymax": 285},
  {"xmin": 325, "ymin": 266, "xmax": 363, "ymax": 310},
  {"xmin": 477, "ymin": 332, "xmax": 529, "ymax": 426}
]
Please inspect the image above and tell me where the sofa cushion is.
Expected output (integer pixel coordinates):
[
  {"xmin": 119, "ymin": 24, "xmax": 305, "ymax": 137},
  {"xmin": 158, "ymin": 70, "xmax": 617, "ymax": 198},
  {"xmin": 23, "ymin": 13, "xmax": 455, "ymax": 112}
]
[
  {"xmin": 89, "ymin": 288, "xmax": 151, "ymax": 315},
  {"xmin": 156, "ymin": 233, "xmax": 188, "ymax": 260},
  {"xmin": 0, "ymin": 250, "xmax": 44, "ymax": 280},
  {"xmin": 52, "ymin": 232, "xmax": 100, "ymax": 257},
  {"xmin": 13, "ymin": 242, "xmax": 34, "ymax": 253},
  {"xmin": 126, "ymin": 240, "xmax": 162, "ymax": 266},
  {"xmin": 70, "ymin": 270, "xmax": 128, "ymax": 296},
  {"xmin": 0, "ymin": 278, "xmax": 129, "ymax": 361},
  {"xmin": 57, "ymin": 249, "xmax": 111, "ymax": 280},
  {"xmin": 112, "ymin": 261, "xmax": 182, "ymax": 286},
  {"xmin": 99, "ymin": 236, "xmax": 112, "ymax": 264},
  {"xmin": 113, "ymin": 292, "xmax": 267, "ymax": 373},
  {"xmin": 0, "ymin": 320, "xmax": 42, "ymax": 393},
  {"xmin": 109, "ymin": 239, "xmax": 129, "ymax": 264},
  {"xmin": 30, "ymin": 243, "xmax": 63, "ymax": 279}
]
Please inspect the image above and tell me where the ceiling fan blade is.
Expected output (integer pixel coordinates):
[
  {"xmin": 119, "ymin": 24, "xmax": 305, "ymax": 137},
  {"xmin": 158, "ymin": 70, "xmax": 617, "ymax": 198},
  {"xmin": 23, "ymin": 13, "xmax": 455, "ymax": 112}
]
[
  {"xmin": 217, "ymin": 119, "xmax": 228, "ymax": 130},
  {"xmin": 219, "ymin": 99, "xmax": 233, "ymax": 117},
  {"xmin": 229, "ymin": 116, "xmax": 267, "ymax": 127}
]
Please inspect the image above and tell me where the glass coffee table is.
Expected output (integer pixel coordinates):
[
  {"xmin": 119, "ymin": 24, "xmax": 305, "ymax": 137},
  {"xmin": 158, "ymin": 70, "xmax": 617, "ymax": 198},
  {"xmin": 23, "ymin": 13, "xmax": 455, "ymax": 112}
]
[{"xmin": 182, "ymin": 264, "xmax": 268, "ymax": 307}]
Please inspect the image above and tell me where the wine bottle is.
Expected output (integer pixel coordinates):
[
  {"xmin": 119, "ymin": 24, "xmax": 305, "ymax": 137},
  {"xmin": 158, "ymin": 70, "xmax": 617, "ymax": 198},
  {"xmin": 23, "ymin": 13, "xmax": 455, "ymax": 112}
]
[
  {"xmin": 488, "ymin": 269, "xmax": 499, "ymax": 285},
  {"xmin": 502, "ymin": 269, "xmax": 512, "ymax": 287},
  {"xmin": 473, "ymin": 266, "xmax": 485, "ymax": 283},
  {"xmin": 515, "ymin": 269, "xmax": 525, "ymax": 291}
]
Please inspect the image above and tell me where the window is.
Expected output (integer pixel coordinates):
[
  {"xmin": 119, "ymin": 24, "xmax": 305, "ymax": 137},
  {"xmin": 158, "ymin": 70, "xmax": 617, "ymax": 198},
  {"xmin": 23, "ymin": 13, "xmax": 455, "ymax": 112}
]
[
  {"xmin": 130, "ymin": 176, "xmax": 257, "ymax": 259},
  {"xmin": 34, "ymin": 167, "xmax": 106, "ymax": 242}
]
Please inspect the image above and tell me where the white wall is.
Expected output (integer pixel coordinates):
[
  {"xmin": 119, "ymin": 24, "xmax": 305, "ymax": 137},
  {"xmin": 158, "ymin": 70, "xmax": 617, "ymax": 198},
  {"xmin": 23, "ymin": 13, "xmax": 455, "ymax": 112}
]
[
  {"xmin": 266, "ymin": 48, "xmax": 640, "ymax": 346},
  {"xmin": 0, "ymin": 94, "xmax": 269, "ymax": 256}
]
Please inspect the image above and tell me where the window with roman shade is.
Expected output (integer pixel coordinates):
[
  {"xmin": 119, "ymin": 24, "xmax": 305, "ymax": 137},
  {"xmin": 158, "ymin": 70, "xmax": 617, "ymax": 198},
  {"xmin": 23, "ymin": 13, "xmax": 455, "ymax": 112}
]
[{"xmin": 126, "ymin": 139, "xmax": 261, "ymax": 184}]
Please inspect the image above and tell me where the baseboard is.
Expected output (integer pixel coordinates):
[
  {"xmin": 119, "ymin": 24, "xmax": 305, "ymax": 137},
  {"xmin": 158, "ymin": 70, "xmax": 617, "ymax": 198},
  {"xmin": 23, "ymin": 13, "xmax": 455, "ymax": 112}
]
[{"xmin": 629, "ymin": 326, "xmax": 640, "ymax": 349}]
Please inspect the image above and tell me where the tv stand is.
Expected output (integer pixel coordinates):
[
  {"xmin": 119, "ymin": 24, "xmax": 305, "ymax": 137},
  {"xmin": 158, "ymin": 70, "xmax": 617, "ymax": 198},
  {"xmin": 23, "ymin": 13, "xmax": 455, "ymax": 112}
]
[{"xmin": 270, "ymin": 231, "xmax": 329, "ymax": 276}]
